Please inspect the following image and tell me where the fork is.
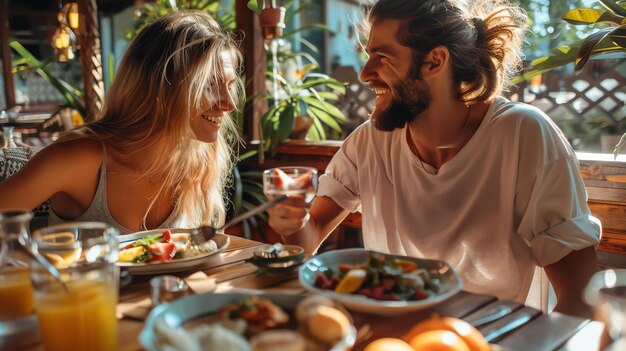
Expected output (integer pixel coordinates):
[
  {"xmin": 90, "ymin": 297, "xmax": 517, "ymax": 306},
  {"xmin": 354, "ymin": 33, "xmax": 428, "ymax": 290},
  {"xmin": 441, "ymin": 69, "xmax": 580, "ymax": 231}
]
[{"xmin": 190, "ymin": 194, "xmax": 288, "ymax": 251}]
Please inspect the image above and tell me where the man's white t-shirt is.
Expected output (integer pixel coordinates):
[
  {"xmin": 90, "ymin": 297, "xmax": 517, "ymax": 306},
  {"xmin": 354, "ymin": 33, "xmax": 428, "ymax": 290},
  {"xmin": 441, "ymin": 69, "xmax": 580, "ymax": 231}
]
[{"xmin": 318, "ymin": 97, "xmax": 601, "ymax": 303}]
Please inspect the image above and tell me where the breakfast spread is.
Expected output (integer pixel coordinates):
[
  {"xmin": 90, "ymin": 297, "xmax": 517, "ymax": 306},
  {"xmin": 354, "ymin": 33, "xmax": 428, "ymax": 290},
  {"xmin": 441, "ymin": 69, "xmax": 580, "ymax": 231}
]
[{"xmin": 153, "ymin": 295, "xmax": 352, "ymax": 350}]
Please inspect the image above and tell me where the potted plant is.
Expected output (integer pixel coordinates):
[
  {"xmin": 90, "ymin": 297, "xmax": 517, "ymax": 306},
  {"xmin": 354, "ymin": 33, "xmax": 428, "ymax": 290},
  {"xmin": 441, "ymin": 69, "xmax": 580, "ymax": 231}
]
[
  {"xmin": 513, "ymin": 0, "xmax": 626, "ymax": 157},
  {"xmin": 260, "ymin": 64, "xmax": 347, "ymax": 153}
]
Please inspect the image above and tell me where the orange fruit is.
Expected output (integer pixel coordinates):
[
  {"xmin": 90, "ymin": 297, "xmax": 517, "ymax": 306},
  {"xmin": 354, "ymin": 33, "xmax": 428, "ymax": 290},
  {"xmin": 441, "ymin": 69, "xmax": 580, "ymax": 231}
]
[
  {"xmin": 335, "ymin": 268, "xmax": 367, "ymax": 293},
  {"xmin": 408, "ymin": 330, "xmax": 472, "ymax": 351},
  {"xmin": 363, "ymin": 338, "xmax": 414, "ymax": 351},
  {"xmin": 403, "ymin": 315, "xmax": 491, "ymax": 351}
]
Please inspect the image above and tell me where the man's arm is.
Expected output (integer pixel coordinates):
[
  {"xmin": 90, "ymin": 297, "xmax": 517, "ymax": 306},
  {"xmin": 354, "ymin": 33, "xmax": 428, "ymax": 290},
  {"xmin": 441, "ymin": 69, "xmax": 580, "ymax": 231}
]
[
  {"xmin": 544, "ymin": 246, "xmax": 599, "ymax": 319},
  {"xmin": 268, "ymin": 195, "xmax": 350, "ymax": 254}
]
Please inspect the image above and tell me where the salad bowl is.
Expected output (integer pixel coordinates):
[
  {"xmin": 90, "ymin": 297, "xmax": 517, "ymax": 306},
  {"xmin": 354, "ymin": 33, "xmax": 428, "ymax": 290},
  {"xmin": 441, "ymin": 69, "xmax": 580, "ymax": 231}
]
[{"xmin": 299, "ymin": 248, "xmax": 463, "ymax": 316}]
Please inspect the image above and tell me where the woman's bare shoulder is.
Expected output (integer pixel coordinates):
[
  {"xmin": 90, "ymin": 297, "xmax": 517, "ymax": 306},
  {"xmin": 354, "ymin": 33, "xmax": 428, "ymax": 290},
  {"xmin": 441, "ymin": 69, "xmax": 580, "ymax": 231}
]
[{"xmin": 35, "ymin": 135, "xmax": 103, "ymax": 169}]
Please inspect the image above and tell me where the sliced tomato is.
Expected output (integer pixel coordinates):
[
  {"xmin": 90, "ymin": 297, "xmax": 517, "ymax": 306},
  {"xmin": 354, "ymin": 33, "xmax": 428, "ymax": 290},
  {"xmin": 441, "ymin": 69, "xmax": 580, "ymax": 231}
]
[
  {"xmin": 161, "ymin": 229, "xmax": 172, "ymax": 242},
  {"xmin": 273, "ymin": 168, "xmax": 293, "ymax": 189},
  {"xmin": 148, "ymin": 242, "xmax": 177, "ymax": 262}
]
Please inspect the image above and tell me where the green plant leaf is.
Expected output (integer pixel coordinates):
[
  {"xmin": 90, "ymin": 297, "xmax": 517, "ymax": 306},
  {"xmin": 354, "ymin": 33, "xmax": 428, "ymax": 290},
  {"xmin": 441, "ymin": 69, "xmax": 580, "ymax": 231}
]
[
  {"xmin": 610, "ymin": 24, "xmax": 626, "ymax": 47},
  {"xmin": 310, "ymin": 116, "xmax": 326, "ymax": 140},
  {"xmin": 166, "ymin": 0, "xmax": 178, "ymax": 10},
  {"xmin": 317, "ymin": 91, "xmax": 340, "ymax": 101},
  {"xmin": 247, "ymin": 0, "xmax": 261, "ymax": 14},
  {"xmin": 231, "ymin": 165, "xmax": 243, "ymax": 216},
  {"xmin": 561, "ymin": 8, "xmax": 623, "ymax": 25},
  {"xmin": 308, "ymin": 106, "xmax": 343, "ymax": 132},
  {"xmin": 277, "ymin": 100, "xmax": 296, "ymax": 142},
  {"xmin": 600, "ymin": 0, "xmax": 626, "ymax": 17},
  {"xmin": 302, "ymin": 96, "xmax": 345, "ymax": 121},
  {"xmin": 238, "ymin": 149, "xmax": 258, "ymax": 161},
  {"xmin": 576, "ymin": 27, "xmax": 617, "ymax": 70}
]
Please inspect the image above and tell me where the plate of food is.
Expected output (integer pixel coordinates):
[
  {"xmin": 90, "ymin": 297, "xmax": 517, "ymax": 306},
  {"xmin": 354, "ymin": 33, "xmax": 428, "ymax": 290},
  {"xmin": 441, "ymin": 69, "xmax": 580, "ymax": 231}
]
[
  {"xmin": 140, "ymin": 292, "xmax": 357, "ymax": 351},
  {"xmin": 116, "ymin": 228, "xmax": 229, "ymax": 274},
  {"xmin": 299, "ymin": 249, "xmax": 463, "ymax": 316}
]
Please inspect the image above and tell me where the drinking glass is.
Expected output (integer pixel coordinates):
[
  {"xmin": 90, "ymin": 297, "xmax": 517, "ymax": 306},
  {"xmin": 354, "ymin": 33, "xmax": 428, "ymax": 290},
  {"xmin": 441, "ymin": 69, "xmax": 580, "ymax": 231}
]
[
  {"xmin": 584, "ymin": 269, "xmax": 626, "ymax": 349},
  {"xmin": 0, "ymin": 210, "xmax": 35, "ymax": 320},
  {"xmin": 31, "ymin": 222, "xmax": 119, "ymax": 351},
  {"xmin": 150, "ymin": 275, "xmax": 189, "ymax": 307},
  {"xmin": 263, "ymin": 166, "xmax": 319, "ymax": 203}
]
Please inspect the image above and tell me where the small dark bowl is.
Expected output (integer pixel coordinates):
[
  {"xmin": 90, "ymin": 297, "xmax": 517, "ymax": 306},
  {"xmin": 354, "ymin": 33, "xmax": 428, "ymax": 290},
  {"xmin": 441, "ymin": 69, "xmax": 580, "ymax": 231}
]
[{"xmin": 248, "ymin": 244, "xmax": 305, "ymax": 273}]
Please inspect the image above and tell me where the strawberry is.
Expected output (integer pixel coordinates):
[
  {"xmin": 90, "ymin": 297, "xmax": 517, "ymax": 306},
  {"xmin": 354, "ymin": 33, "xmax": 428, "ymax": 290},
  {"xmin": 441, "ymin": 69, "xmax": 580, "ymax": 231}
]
[
  {"xmin": 161, "ymin": 229, "xmax": 172, "ymax": 242},
  {"xmin": 148, "ymin": 242, "xmax": 177, "ymax": 262},
  {"xmin": 313, "ymin": 273, "xmax": 329, "ymax": 288}
]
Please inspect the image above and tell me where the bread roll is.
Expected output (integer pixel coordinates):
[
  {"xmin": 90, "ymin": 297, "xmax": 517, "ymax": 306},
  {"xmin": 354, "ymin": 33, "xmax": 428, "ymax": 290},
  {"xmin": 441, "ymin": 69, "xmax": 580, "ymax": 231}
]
[
  {"xmin": 295, "ymin": 295, "xmax": 335, "ymax": 322},
  {"xmin": 306, "ymin": 305, "xmax": 350, "ymax": 344},
  {"xmin": 250, "ymin": 330, "xmax": 305, "ymax": 351}
]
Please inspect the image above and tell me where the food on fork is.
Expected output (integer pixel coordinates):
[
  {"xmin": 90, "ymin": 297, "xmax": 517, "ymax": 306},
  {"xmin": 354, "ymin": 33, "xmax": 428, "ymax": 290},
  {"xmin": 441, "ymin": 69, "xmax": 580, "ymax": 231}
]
[{"xmin": 118, "ymin": 229, "xmax": 217, "ymax": 263}]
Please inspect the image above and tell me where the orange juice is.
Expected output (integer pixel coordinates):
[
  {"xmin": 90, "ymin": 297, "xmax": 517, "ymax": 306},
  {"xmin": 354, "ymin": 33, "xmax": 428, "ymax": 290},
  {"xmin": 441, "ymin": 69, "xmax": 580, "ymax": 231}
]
[
  {"xmin": 34, "ymin": 279, "xmax": 118, "ymax": 351},
  {"xmin": 0, "ymin": 266, "xmax": 34, "ymax": 320}
]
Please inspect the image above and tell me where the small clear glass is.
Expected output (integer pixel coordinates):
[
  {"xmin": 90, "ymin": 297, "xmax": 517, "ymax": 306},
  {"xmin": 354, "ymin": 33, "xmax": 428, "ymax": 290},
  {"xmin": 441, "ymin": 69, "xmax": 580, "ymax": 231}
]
[
  {"xmin": 31, "ymin": 222, "xmax": 119, "ymax": 351},
  {"xmin": 0, "ymin": 210, "xmax": 35, "ymax": 320},
  {"xmin": 584, "ymin": 269, "xmax": 626, "ymax": 349},
  {"xmin": 263, "ymin": 166, "xmax": 319, "ymax": 203},
  {"xmin": 150, "ymin": 275, "xmax": 189, "ymax": 307}
]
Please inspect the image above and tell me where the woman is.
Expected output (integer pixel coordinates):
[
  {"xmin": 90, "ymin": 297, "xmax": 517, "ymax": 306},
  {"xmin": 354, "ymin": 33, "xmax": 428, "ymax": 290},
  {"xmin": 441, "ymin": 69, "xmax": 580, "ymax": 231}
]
[{"xmin": 0, "ymin": 11, "xmax": 242, "ymax": 233}]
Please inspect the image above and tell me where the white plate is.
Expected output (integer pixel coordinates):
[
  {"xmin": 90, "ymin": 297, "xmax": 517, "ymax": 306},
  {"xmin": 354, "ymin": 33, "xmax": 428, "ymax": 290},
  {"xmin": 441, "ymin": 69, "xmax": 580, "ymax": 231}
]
[
  {"xmin": 116, "ymin": 228, "xmax": 229, "ymax": 275},
  {"xmin": 140, "ymin": 292, "xmax": 357, "ymax": 351},
  {"xmin": 299, "ymin": 248, "xmax": 463, "ymax": 316}
]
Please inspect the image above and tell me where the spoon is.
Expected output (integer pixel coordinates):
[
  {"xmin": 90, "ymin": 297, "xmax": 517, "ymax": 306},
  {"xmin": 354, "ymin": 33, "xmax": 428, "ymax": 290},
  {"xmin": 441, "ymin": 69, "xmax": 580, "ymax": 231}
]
[{"xmin": 18, "ymin": 239, "xmax": 68, "ymax": 292}]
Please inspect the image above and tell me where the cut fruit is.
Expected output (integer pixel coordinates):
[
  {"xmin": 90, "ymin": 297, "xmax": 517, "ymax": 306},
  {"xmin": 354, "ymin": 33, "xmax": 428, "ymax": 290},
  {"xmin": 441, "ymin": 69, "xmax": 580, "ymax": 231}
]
[
  {"xmin": 118, "ymin": 246, "xmax": 146, "ymax": 263},
  {"xmin": 335, "ymin": 268, "xmax": 367, "ymax": 294}
]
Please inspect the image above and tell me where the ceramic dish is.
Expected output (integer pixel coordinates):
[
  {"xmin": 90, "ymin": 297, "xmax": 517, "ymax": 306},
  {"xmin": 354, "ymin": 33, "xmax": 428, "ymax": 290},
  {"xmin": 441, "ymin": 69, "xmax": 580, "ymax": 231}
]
[
  {"xmin": 116, "ymin": 228, "xmax": 229, "ymax": 275},
  {"xmin": 299, "ymin": 248, "xmax": 463, "ymax": 316},
  {"xmin": 247, "ymin": 244, "xmax": 306, "ymax": 274},
  {"xmin": 139, "ymin": 292, "xmax": 357, "ymax": 351}
]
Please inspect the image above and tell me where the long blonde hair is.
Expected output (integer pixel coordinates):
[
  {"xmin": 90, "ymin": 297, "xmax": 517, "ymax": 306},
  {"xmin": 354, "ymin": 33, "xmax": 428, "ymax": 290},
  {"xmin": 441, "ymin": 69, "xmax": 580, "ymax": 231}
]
[{"xmin": 84, "ymin": 10, "xmax": 242, "ymax": 228}]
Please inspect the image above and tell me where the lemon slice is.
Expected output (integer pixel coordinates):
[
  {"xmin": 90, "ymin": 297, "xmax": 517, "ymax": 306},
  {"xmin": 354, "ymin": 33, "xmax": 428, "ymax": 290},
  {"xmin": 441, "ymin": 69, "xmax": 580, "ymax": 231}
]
[{"xmin": 335, "ymin": 268, "xmax": 367, "ymax": 294}]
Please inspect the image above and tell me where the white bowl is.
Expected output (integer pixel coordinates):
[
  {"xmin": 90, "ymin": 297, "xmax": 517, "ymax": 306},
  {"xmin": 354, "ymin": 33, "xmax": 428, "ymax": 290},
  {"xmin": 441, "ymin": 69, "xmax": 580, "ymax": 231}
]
[
  {"xmin": 140, "ymin": 292, "xmax": 357, "ymax": 351},
  {"xmin": 299, "ymin": 248, "xmax": 463, "ymax": 316},
  {"xmin": 116, "ymin": 228, "xmax": 229, "ymax": 274}
]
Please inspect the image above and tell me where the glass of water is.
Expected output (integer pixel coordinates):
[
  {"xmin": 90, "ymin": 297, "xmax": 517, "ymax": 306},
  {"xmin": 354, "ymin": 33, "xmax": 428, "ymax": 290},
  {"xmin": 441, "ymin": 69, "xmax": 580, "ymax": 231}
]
[{"xmin": 263, "ymin": 166, "xmax": 319, "ymax": 203}]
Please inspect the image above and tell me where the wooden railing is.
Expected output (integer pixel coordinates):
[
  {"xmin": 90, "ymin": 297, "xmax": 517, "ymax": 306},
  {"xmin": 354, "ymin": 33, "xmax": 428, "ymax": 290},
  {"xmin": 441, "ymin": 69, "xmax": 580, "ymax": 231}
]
[{"xmin": 247, "ymin": 141, "xmax": 626, "ymax": 268}]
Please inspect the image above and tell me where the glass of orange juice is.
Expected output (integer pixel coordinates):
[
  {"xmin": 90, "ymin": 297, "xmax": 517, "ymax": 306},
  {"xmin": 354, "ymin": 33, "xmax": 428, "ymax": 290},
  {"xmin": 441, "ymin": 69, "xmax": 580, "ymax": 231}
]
[
  {"xmin": 31, "ymin": 222, "xmax": 119, "ymax": 351},
  {"xmin": 0, "ymin": 210, "xmax": 35, "ymax": 321}
]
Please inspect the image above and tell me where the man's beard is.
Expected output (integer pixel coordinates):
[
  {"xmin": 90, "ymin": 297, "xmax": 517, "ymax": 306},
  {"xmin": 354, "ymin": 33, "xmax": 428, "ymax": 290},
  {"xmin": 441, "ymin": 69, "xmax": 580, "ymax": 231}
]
[{"xmin": 370, "ymin": 77, "xmax": 431, "ymax": 131}]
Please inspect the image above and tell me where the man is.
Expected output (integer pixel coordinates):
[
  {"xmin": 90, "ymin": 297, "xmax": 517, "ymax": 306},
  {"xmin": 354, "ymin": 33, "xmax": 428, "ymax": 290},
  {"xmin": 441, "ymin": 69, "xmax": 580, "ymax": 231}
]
[{"xmin": 267, "ymin": 0, "xmax": 600, "ymax": 318}]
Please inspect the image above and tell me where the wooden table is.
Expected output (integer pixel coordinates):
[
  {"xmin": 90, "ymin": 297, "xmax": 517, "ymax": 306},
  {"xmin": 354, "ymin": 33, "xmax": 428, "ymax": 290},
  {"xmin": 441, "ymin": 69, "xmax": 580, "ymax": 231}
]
[{"xmin": 24, "ymin": 236, "xmax": 604, "ymax": 351}]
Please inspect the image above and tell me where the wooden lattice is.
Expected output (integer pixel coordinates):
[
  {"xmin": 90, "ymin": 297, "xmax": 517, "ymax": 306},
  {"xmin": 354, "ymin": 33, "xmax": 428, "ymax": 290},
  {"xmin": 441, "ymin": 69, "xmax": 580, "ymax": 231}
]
[{"xmin": 77, "ymin": 0, "xmax": 105, "ymax": 122}]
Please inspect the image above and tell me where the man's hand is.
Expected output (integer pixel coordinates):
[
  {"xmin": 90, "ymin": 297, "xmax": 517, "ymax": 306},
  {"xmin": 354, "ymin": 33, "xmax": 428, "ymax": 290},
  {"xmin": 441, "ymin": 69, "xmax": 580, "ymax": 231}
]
[
  {"xmin": 267, "ymin": 196, "xmax": 310, "ymax": 237},
  {"xmin": 545, "ymin": 246, "xmax": 599, "ymax": 319}
]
